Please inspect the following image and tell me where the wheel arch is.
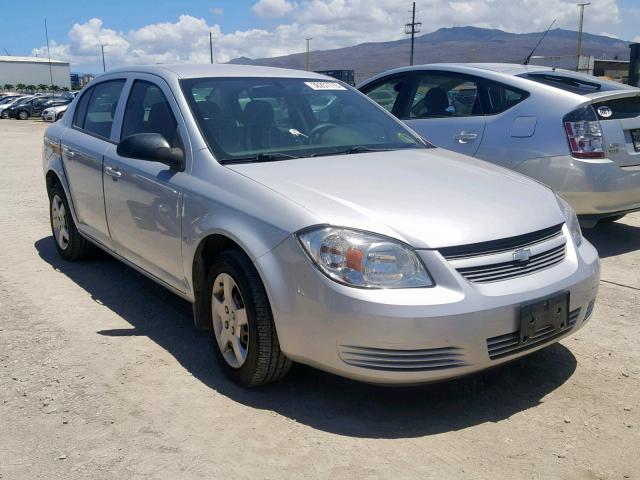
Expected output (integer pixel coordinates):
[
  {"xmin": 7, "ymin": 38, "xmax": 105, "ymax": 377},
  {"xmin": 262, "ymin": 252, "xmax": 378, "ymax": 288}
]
[{"xmin": 190, "ymin": 232, "xmax": 266, "ymax": 331}]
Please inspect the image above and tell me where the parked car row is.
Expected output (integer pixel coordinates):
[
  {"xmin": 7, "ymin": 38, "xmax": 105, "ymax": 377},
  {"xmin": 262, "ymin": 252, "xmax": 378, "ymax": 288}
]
[
  {"xmin": 43, "ymin": 64, "xmax": 604, "ymax": 388},
  {"xmin": 0, "ymin": 94, "xmax": 71, "ymax": 121},
  {"xmin": 359, "ymin": 63, "xmax": 640, "ymax": 226}
]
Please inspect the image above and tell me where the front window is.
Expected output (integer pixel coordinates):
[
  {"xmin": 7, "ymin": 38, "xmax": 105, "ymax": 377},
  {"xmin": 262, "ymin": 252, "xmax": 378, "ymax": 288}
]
[{"xmin": 181, "ymin": 77, "xmax": 428, "ymax": 163}]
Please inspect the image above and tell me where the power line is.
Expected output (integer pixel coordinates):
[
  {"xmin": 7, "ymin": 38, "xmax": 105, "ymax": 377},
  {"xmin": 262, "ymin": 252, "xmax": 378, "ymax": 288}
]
[{"xmin": 404, "ymin": 2, "xmax": 421, "ymax": 66}]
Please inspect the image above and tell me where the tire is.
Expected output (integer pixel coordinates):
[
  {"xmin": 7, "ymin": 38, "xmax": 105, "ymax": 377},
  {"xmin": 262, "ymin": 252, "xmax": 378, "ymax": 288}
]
[
  {"xmin": 1, "ymin": 111, "xmax": 9, "ymax": 119},
  {"xmin": 48, "ymin": 183, "xmax": 96, "ymax": 261},
  {"xmin": 17, "ymin": 110, "xmax": 29, "ymax": 120},
  {"xmin": 598, "ymin": 214, "xmax": 625, "ymax": 225},
  {"xmin": 205, "ymin": 250, "xmax": 291, "ymax": 387},
  {"xmin": 56, "ymin": 112, "xmax": 64, "ymax": 121}
]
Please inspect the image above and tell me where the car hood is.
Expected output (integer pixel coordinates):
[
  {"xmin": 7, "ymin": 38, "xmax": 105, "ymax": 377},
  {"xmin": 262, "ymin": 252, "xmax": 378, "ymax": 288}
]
[{"xmin": 227, "ymin": 148, "xmax": 564, "ymax": 249}]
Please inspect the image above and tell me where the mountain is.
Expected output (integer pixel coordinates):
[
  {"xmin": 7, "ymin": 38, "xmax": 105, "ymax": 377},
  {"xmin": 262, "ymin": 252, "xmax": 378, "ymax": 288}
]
[{"xmin": 228, "ymin": 26, "xmax": 631, "ymax": 83}]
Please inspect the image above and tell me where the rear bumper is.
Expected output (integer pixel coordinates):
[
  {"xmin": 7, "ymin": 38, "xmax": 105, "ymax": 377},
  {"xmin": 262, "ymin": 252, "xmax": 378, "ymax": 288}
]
[
  {"xmin": 257, "ymin": 232, "xmax": 600, "ymax": 385},
  {"xmin": 515, "ymin": 155, "xmax": 640, "ymax": 217}
]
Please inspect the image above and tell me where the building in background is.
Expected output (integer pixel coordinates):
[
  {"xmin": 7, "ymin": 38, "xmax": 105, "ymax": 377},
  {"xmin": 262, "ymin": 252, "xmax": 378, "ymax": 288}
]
[
  {"xmin": 79, "ymin": 74, "xmax": 95, "ymax": 87},
  {"xmin": 0, "ymin": 56, "xmax": 71, "ymax": 89},
  {"xmin": 70, "ymin": 73, "xmax": 80, "ymax": 90}
]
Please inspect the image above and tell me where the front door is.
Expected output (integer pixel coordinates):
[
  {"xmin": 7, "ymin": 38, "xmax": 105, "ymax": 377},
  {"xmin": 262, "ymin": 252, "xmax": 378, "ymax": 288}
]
[{"xmin": 103, "ymin": 77, "xmax": 188, "ymax": 291}]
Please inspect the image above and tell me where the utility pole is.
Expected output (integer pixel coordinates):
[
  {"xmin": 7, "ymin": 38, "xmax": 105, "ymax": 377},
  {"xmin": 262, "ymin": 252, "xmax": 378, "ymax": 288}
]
[
  {"xmin": 101, "ymin": 44, "xmax": 106, "ymax": 72},
  {"xmin": 305, "ymin": 38, "xmax": 312, "ymax": 71},
  {"xmin": 209, "ymin": 32, "xmax": 214, "ymax": 64},
  {"xmin": 576, "ymin": 2, "xmax": 590, "ymax": 71},
  {"xmin": 404, "ymin": 2, "xmax": 421, "ymax": 66},
  {"xmin": 44, "ymin": 18, "xmax": 54, "ymax": 99}
]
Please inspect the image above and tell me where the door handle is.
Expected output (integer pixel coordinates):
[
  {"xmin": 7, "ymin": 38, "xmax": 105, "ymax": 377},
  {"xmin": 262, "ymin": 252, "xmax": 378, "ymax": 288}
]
[
  {"xmin": 104, "ymin": 166, "xmax": 122, "ymax": 179},
  {"xmin": 62, "ymin": 145, "xmax": 75, "ymax": 158},
  {"xmin": 454, "ymin": 131, "xmax": 478, "ymax": 144}
]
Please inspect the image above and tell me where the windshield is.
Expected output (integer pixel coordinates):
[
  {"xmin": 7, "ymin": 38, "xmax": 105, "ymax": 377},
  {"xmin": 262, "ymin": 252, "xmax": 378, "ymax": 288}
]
[{"xmin": 181, "ymin": 77, "xmax": 428, "ymax": 163}]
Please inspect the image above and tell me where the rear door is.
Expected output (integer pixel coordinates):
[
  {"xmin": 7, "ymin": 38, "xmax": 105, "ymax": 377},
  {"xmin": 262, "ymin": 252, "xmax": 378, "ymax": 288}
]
[
  {"xmin": 400, "ymin": 71, "xmax": 486, "ymax": 156},
  {"xmin": 589, "ymin": 92, "xmax": 640, "ymax": 167},
  {"xmin": 61, "ymin": 79, "xmax": 126, "ymax": 245}
]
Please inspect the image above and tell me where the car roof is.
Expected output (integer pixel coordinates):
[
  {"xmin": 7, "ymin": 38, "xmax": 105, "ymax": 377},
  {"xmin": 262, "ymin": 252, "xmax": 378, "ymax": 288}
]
[{"xmin": 104, "ymin": 64, "xmax": 331, "ymax": 81}]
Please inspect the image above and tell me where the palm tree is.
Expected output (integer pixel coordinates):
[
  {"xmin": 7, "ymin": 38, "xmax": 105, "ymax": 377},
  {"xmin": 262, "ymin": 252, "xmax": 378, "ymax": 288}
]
[
  {"xmin": 37, "ymin": 84, "xmax": 48, "ymax": 92},
  {"xmin": 51, "ymin": 85, "xmax": 60, "ymax": 92},
  {"xmin": 26, "ymin": 85, "xmax": 36, "ymax": 92},
  {"xmin": 3, "ymin": 84, "xmax": 13, "ymax": 91},
  {"xmin": 15, "ymin": 83, "xmax": 26, "ymax": 92}
]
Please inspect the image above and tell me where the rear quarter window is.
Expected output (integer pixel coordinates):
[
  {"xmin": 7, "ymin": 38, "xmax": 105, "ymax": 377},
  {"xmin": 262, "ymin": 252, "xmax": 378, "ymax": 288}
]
[{"xmin": 483, "ymin": 81, "xmax": 529, "ymax": 114}]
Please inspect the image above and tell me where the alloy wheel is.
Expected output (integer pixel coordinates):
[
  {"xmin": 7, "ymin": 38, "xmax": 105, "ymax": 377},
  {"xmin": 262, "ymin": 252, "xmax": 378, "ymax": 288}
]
[
  {"xmin": 51, "ymin": 194, "xmax": 70, "ymax": 250},
  {"xmin": 18, "ymin": 111, "xmax": 28, "ymax": 120},
  {"xmin": 211, "ymin": 273, "xmax": 249, "ymax": 368}
]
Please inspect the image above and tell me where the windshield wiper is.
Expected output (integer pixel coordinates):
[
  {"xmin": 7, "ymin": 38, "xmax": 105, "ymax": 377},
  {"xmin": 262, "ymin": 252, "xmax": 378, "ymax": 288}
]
[
  {"xmin": 310, "ymin": 146, "xmax": 393, "ymax": 157},
  {"xmin": 221, "ymin": 152, "xmax": 300, "ymax": 165}
]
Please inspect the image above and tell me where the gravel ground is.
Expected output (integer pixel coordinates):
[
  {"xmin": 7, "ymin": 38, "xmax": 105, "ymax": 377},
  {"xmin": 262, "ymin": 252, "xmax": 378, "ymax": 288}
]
[{"xmin": 1, "ymin": 120, "xmax": 639, "ymax": 480}]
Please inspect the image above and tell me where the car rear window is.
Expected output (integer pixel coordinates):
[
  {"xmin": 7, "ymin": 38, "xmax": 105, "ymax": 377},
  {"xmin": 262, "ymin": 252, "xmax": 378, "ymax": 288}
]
[{"xmin": 521, "ymin": 73, "xmax": 625, "ymax": 94}]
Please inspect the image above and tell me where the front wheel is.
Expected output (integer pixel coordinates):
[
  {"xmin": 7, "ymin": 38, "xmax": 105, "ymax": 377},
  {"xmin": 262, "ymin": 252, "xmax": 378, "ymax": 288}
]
[
  {"xmin": 17, "ymin": 110, "xmax": 29, "ymax": 120},
  {"xmin": 56, "ymin": 112, "xmax": 65, "ymax": 121},
  {"xmin": 205, "ymin": 250, "xmax": 291, "ymax": 387}
]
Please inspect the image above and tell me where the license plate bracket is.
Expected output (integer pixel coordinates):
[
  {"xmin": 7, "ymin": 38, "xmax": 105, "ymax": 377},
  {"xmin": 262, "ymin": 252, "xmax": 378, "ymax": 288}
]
[
  {"xmin": 631, "ymin": 129, "xmax": 640, "ymax": 152},
  {"xmin": 519, "ymin": 292, "xmax": 569, "ymax": 344}
]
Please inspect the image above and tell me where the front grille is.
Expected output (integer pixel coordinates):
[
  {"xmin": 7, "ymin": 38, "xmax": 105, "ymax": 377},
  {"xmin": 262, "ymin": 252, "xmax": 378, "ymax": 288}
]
[
  {"xmin": 487, "ymin": 308, "xmax": 580, "ymax": 360},
  {"xmin": 439, "ymin": 223, "xmax": 563, "ymax": 260},
  {"xmin": 339, "ymin": 345, "xmax": 467, "ymax": 372},
  {"xmin": 456, "ymin": 243, "xmax": 566, "ymax": 283}
]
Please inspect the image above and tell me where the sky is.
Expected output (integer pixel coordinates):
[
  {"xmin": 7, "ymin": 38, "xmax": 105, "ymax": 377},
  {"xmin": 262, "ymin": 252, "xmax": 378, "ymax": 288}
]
[{"xmin": 1, "ymin": 0, "xmax": 639, "ymax": 73}]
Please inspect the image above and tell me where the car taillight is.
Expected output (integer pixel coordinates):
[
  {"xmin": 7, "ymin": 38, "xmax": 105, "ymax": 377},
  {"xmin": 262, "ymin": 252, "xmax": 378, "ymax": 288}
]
[{"xmin": 563, "ymin": 106, "xmax": 605, "ymax": 159}]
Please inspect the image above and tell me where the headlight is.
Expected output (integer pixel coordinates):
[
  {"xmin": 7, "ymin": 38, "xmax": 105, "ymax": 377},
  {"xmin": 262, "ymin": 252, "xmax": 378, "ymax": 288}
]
[
  {"xmin": 556, "ymin": 194, "xmax": 582, "ymax": 246},
  {"xmin": 296, "ymin": 226, "xmax": 433, "ymax": 288}
]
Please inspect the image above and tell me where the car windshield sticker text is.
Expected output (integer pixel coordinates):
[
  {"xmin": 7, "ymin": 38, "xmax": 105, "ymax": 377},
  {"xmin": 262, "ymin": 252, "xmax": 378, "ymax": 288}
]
[{"xmin": 304, "ymin": 81, "xmax": 347, "ymax": 91}]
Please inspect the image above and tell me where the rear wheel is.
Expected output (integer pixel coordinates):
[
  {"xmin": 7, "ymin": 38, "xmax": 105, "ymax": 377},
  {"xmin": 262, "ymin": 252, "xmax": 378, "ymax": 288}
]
[
  {"xmin": 17, "ymin": 110, "xmax": 28, "ymax": 120},
  {"xmin": 49, "ymin": 184, "xmax": 96, "ymax": 260},
  {"xmin": 205, "ymin": 250, "xmax": 291, "ymax": 387}
]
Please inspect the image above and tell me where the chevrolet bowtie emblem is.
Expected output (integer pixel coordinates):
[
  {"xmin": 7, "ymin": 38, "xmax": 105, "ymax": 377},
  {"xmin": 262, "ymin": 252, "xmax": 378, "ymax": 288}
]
[{"xmin": 513, "ymin": 248, "xmax": 532, "ymax": 264}]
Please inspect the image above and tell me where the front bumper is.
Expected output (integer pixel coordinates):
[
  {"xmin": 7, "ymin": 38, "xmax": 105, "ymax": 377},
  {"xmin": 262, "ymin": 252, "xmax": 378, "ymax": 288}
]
[
  {"xmin": 515, "ymin": 155, "xmax": 640, "ymax": 218},
  {"xmin": 42, "ymin": 113, "xmax": 56, "ymax": 122},
  {"xmin": 257, "ymin": 229, "xmax": 600, "ymax": 385}
]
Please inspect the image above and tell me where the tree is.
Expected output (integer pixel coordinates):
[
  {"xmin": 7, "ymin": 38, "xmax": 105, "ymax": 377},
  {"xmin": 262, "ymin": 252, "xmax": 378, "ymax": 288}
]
[
  {"xmin": 37, "ymin": 84, "xmax": 48, "ymax": 92},
  {"xmin": 26, "ymin": 85, "xmax": 36, "ymax": 92},
  {"xmin": 15, "ymin": 83, "xmax": 26, "ymax": 92},
  {"xmin": 61, "ymin": 87, "xmax": 69, "ymax": 92},
  {"xmin": 3, "ymin": 84, "xmax": 13, "ymax": 91},
  {"xmin": 51, "ymin": 85, "xmax": 60, "ymax": 92}
]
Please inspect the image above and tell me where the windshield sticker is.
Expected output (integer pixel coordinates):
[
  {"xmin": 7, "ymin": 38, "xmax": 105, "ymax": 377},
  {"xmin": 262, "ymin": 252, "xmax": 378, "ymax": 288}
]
[{"xmin": 304, "ymin": 81, "xmax": 347, "ymax": 91}]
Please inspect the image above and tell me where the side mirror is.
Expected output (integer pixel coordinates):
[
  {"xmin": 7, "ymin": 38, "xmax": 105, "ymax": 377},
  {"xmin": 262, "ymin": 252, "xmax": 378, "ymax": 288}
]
[{"xmin": 116, "ymin": 133, "xmax": 184, "ymax": 171}]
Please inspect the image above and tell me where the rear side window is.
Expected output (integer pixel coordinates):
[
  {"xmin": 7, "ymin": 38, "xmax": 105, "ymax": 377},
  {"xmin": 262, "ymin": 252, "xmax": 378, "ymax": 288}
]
[
  {"xmin": 483, "ymin": 81, "xmax": 529, "ymax": 114},
  {"xmin": 408, "ymin": 73, "xmax": 482, "ymax": 118},
  {"xmin": 121, "ymin": 80, "xmax": 178, "ymax": 146},
  {"xmin": 75, "ymin": 80, "xmax": 125, "ymax": 139},
  {"xmin": 73, "ymin": 88, "xmax": 92, "ymax": 128}
]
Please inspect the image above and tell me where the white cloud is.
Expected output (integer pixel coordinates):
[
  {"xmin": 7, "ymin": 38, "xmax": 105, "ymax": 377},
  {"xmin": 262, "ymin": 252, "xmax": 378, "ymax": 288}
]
[
  {"xmin": 210, "ymin": 7, "xmax": 224, "ymax": 15},
  {"xmin": 31, "ymin": 0, "xmax": 637, "ymax": 72},
  {"xmin": 252, "ymin": 0, "xmax": 295, "ymax": 18}
]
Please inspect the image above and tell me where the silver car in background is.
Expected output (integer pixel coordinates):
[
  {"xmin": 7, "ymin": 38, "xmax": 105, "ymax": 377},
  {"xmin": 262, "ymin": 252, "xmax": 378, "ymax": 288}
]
[
  {"xmin": 43, "ymin": 65, "xmax": 599, "ymax": 387},
  {"xmin": 360, "ymin": 64, "xmax": 640, "ymax": 226}
]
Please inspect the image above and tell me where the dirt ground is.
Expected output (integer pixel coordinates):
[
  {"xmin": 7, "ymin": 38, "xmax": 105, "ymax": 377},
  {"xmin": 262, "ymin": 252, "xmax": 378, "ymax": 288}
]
[{"xmin": 0, "ymin": 119, "xmax": 639, "ymax": 480}]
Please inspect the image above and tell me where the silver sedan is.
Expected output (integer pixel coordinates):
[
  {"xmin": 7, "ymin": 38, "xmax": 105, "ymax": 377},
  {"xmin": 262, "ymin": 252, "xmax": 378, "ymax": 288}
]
[
  {"xmin": 359, "ymin": 63, "xmax": 640, "ymax": 226},
  {"xmin": 43, "ymin": 65, "xmax": 599, "ymax": 387}
]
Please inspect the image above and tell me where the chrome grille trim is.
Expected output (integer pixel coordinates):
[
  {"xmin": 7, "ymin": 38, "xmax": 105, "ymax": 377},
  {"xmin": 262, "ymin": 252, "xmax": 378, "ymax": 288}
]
[
  {"xmin": 486, "ymin": 308, "xmax": 580, "ymax": 360},
  {"xmin": 339, "ymin": 345, "xmax": 467, "ymax": 372},
  {"xmin": 456, "ymin": 243, "xmax": 566, "ymax": 283}
]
